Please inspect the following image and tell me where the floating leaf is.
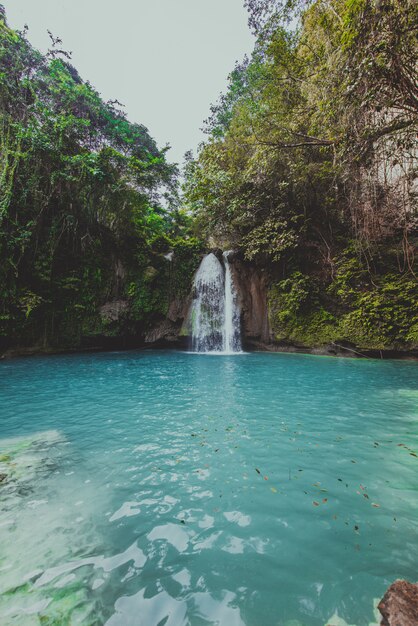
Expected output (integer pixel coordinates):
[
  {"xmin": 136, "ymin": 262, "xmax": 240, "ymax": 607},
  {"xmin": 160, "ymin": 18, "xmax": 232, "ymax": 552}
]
[
  {"xmin": 313, "ymin": 501, "xmax": 320, "ymax": 506},
  {"xmin": 271, "ymin": 487, "xmax": 277, "ymax": 493},
  {"xmin": 372, "ymin": 503, "xmax": 380, "ymax": 508}
]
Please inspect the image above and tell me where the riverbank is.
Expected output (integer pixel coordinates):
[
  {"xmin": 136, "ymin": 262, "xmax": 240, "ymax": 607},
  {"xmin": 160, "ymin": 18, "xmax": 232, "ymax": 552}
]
[
  {"xmin": 2, "ymin": 336, "xmax": 418, "ymax": 360},
  {"xmin": 246, "ymin": 339, "xmax": 418, "ymax": 361}
]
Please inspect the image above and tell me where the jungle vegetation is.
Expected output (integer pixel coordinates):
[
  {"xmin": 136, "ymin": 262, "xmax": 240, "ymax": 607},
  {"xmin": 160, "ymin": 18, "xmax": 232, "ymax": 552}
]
[
  {"xmin": 184, "ymin": 0, "xmax": 418, "ymax": 350},
  {"xmin": 0, "ymin": 6, "xmax": 202, "ymax": 351},
  {"xmin": 1, "ymin": 1, "xmax": 417, "ymax": 353}
]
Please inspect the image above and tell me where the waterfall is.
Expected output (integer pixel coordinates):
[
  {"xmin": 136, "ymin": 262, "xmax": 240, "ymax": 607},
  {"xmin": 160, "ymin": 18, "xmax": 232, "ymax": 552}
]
[
  {"xmin": 191, "ymin": 254, "xmax": 225, "ymax": 353},
  {"xmin": 191, "ymin": 252, "xmax": 242, "ymax": 353},
  {"xmin": 223, "ymin": 251, "xmax": 242, "ymax": 353}
]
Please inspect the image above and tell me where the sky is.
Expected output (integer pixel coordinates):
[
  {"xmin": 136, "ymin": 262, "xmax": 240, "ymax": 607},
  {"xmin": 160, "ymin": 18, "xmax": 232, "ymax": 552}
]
[{"xmin": 3, "ymin": 0, "xmax": 255, "ymax": 166}]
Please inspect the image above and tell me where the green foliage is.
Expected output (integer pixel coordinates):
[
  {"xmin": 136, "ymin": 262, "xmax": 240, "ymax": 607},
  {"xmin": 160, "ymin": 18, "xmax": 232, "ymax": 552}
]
[
  {"xmin": 243, "ymin": 217, "xmax": 299, "ymax": 262},
  {"xmin": 269, "ymin": 272, "xmax": 338, "ymax": 346},
  {"xmin": 185, "ymin": 0, "xmax": 417, "ymax": 351},
  {"xmin": 1, "ymin": 2, "xmax": 416, "ymax": 353},
  {"xmin": 124, "ymin": 237, "xmax": 204, "ymax": 328},
  {"xmin": 0, "ymin": 9, "xmax": 197, "ymax": 349},
  {"xmin": 338, "ymin": 273, "xmax": 418, "ymax": 348},
  {"xmin": 269, "ymin": 255, "xmax": 418, "ymax": 349}
]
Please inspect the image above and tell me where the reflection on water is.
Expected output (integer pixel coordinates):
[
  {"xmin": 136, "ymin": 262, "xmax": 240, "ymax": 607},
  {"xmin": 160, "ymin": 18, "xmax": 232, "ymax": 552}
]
[{"xmin": 0, "ymin": 351, "xmax": 417, "ymax": 625}]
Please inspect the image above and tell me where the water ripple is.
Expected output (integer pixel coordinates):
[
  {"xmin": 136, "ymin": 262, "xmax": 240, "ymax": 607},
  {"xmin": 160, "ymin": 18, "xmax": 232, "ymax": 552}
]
[{"xmin": 0, "ymin": 351, "xmax": 417, "ymax": 625}]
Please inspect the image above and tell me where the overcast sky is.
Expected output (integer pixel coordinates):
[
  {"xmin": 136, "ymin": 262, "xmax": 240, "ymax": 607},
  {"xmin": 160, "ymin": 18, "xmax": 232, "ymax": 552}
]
[{"xmin": 4, "ymin": 0, "xmax": 254, "ymax": 165}]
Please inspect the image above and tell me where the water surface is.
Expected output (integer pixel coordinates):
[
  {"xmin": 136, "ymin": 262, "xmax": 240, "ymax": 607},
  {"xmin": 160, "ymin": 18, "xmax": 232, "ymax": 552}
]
[{"xmin": 0, "ymin": 350, "xmax": 417, "ymax": 625}]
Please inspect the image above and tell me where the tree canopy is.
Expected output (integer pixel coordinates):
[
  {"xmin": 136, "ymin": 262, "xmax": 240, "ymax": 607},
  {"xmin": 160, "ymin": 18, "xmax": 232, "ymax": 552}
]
[
  {"xmin": 184, "ymin": 0, "xmax": 417, "ymax": 348},
  {"xmin": 0, "ymin": 8, "xmax": 202, "ymax": 349}
]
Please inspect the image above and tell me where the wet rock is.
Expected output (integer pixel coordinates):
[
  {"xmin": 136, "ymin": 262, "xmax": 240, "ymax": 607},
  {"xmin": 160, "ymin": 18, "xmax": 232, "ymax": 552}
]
[
  {"xmin": 111, "ymin": 258, "xmax": 126, "ymax": 298},
  {"xmin": 167, "ymin": 296, "xmax": 191, "ymax": 323},
  {"xmin": 99, "ymin": 300, "xmax": 129, "ymax": 323},
  {"xmin": 0, "ymin": 473, "xmax": 7, "ymax": 484},
  {"xmin": 144, "ymin": 319, "xmax": 181, "ymax": 344},
  {"xmin": 378, "ymin": 580, "xmax": 418, "ymax": 626},
  {"xmin": 229, "ymin": 257, "xmax": 270, "ymax": 343}
]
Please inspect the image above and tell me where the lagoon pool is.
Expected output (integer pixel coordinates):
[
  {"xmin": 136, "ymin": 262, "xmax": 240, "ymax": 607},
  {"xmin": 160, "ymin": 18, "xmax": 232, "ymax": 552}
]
[{"xmin": 0, "ymin": 350, "xmax": 417, "ymax": 625}]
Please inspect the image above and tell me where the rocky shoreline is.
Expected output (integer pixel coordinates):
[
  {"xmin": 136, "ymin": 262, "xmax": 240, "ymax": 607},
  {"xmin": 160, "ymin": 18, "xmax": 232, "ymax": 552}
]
[
  {"xmin": 2, "ymin": 337, "xmax": 418, "ymax": 361},
  {"xmin": 245, "ymin": 339, "xmax": 418, "ymax": 361}
]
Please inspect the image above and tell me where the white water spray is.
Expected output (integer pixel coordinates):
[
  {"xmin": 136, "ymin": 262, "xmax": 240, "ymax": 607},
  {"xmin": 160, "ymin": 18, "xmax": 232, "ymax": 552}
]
[
  {"xmin": 223, "ymin": 251, "xmax": 242, "ymax": 353},
  {"xmin": 191, "ymin": 252, "xmax": 242, "ymax": 353}
]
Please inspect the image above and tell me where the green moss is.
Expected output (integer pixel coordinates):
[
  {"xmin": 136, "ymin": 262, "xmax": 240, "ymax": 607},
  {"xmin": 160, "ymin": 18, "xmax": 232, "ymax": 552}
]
[
  {"xmin": 268, "ymin": 260, "xmax": 418, "ymax": 350},
  {"xmin": 337, "ymin": 274, "xmax": 418, "ymax": 348},
  {"xmin": 269, "ymin": 272, "xmax": 335, "ymax": 346},
  {"xmin": 124, "ymin": 237, "xmax": 203, "ymax": 329}
]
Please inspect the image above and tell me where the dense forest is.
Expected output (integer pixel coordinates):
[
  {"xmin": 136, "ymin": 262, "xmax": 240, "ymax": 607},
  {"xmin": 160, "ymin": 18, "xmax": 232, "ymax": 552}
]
[
  {"xmin": 185, "ymin": 0, "xmax": 418, "ymax": 352},
  {"xmin": 1, "ymin": 0, "xmax": 417, "ymax": 355},
  {"xmin": 0, "ymin": 5, "xmax": 202, "ymax": 353}
]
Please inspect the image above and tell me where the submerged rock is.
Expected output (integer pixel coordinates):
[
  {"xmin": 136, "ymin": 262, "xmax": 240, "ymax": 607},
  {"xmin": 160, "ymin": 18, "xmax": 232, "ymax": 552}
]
[
  {"xmin": 0, "ymin": 430, "xmax": 103, "ymax": 625},
  {"xmin": 0, "ymin": 430, "xmax": 64, "ymax": 494},
  {"xmin": 378, "ymin": 580, "xmax": 418, "ymax": 626}
]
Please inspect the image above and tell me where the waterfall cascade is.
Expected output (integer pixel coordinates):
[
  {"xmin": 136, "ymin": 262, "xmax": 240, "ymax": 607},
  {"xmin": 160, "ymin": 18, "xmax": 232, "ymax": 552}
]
[
  {"xmin": 191, "ymin": 252, "xmax": 242, "ymax": 353},
  {"xmin": 223, "ymin": 251, "xmax": 242, "ymax": 352}
]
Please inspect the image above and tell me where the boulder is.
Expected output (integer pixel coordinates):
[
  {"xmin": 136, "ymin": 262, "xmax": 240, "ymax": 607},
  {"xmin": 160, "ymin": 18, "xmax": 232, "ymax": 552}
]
[
  {"xmin": 144, "ymin": 319, "xmax": 180, "ymax": 344},
  {"xmin": 378, "ymin": 580, "xmax": 418, "ymax": 626},
  {"xmin": 99, "ymin": 300, "xmax": 129, "ymax": 323}
]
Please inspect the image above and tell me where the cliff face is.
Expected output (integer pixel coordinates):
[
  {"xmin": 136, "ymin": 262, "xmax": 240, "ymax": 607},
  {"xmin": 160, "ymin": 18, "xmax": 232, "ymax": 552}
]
[
  {"xmin": 144, "ymin": 251, "xmax": 417, "ymax": 358},
  {"xmin": 4, "ymin": 246, "xmax": 416, "ymax": 359},
  {"xmin": 144, "ymin": 295, "xmax": 191, "ymax": 347},
  {"xmin": 228, "ymin": 256, "xmax": 270, "ymax": 345}
]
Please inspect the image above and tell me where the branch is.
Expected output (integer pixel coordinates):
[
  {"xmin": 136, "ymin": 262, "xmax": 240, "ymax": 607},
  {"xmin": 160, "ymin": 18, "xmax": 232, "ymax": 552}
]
[{"xmin": 254, "ymin": 137, "xmax": 335, "ymax": 148}]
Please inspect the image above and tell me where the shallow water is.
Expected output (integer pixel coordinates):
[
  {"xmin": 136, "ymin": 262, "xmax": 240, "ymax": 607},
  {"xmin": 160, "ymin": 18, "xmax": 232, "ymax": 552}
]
[{"xmin": 0, "ymin": 350, "xmax": 417, "ymax": 625}]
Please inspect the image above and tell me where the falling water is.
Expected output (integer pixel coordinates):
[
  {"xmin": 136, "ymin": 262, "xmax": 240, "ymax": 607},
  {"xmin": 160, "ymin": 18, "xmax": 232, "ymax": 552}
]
[
  {"xmin": 191, "ymin": 252, "xmax": 242, "ymax": 353},
  {"xmin": 223, "ymin": 251, "xmax": 242, "ymax": 353}
]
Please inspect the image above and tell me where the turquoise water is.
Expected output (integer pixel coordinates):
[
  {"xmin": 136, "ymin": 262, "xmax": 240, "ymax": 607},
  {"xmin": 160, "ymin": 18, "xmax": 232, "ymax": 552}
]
[{"xmin": 0, "ymin": 350, "xmax": 417, "ymax": 626}]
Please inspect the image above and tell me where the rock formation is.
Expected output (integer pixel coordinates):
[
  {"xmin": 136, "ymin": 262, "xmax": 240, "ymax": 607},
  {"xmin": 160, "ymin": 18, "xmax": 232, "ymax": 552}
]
[
  {"xmin": 228, "ymin": 254, "xmax": 270, "ymax": 345},
  {"xmin": 378, "ymin": 580, "xmax": 418, "ymax": 626}
]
